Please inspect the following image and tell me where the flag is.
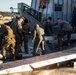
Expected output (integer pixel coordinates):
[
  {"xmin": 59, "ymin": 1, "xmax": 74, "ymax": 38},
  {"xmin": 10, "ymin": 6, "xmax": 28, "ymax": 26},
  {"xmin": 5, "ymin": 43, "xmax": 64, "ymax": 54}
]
[{"xmin": 39, "ymin": 0, "xmax": 48, "ymax": 9}]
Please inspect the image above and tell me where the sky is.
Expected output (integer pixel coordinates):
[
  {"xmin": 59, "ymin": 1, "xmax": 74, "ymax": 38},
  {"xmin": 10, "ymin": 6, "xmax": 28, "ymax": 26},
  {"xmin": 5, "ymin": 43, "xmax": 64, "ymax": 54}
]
[{"xmin": 0, "ymin": 0, "xmax": 32, "ymax": 12}]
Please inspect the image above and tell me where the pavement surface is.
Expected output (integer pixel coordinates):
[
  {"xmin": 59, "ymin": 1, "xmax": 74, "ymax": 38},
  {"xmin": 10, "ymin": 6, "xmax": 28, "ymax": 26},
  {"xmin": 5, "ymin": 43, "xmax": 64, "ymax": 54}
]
[
  {"xmin": 0, "ymin": 36, "xmax": 76, "ymax": 62},
  {"xmin": 0, "ymin": 36, "xmax": 76, "ymax": 75}
]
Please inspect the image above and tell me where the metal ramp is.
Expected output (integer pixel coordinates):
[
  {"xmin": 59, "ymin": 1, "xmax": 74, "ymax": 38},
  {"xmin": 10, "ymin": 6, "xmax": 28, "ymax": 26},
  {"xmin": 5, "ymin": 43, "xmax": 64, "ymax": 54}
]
[
  {"xmin": 18, "ymin": 3, "xmax": 42, "ymax": 32},
  {"xmin": 18, "ymin": 3, "xmax": 42, "ymax": 23},
  {"xmin": 0, "ymin": 47, "xmax": 76, "ymax": 75}
]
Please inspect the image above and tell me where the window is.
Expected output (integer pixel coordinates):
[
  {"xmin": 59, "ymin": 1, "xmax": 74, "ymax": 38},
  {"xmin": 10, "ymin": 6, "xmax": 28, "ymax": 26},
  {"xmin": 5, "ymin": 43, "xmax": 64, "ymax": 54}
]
[{"xmin": 54, "ymin": 4, "xmax": 63, "ymax": 11}]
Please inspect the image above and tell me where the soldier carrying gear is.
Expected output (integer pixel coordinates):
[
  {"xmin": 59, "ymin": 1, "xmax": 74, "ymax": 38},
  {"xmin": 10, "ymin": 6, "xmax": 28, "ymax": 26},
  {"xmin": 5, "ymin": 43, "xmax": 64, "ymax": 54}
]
[
  {"xmin": 0, "ymin": 25, "xmax": 16, "ymax": 62},
  {"xmin": 32, "ymin": 24, "xmax": 45, "ymax": 56},
  {"xmin": 57, "ymin": 18, "xmax": 72, "ymax": 50},
  {"xmin": 59, "ymin": 21, "xmax": 72, "ymax": 31},
  {"xmin": 42, "ymin": 17, "xmax": 53, "ymax": 36}
]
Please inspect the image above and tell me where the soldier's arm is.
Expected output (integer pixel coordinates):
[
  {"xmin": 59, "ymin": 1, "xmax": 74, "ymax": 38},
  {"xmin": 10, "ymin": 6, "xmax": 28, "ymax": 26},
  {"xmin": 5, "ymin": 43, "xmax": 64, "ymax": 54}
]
[{"xmin": 32, "ymin": 30, "xmax": 36, "ymax": 43}]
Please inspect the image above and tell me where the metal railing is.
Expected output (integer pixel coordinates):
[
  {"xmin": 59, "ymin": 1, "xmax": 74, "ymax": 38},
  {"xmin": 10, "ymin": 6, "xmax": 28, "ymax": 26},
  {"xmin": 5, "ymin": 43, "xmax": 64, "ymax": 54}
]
[{"xmin": 23, "ymin": 3, "xmax": 42, "ymax": 22}]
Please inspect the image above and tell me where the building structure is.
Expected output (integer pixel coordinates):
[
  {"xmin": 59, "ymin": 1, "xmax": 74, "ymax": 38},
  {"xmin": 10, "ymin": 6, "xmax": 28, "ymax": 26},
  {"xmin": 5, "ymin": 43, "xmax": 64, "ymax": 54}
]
[{"xmin": 31, "ymin": 0, "xmax": 76, "ymax": 23}]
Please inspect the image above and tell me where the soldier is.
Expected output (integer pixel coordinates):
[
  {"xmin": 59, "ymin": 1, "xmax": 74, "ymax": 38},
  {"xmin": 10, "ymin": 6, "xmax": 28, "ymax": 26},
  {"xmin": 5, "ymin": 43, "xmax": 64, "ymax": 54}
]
[
  {"xmin": 41, "ymin": 17, "xmax": 54, "ymax": 44},
  {"xmin": 40, "ymin": 18, "xmax": 47, "ymax": 29},
  {"xmin": 44, "ymin": 17, "xmax": 53, "ymax": 36},
  {"xmin": 0, "ymin": 26, "xmax": 3, "ymax": 50},
  {"xmin": 57, "ymin": 18, "xmax": 72, "ymax": 50},
  {"xmin": 71, "ymin": 6, "xmax": 76, "ymax": 30},
  {"xmin": 32, "ymin": 24, "xmax": 45, "ymax": 56},
  {"xmin": 22, "ymin": 19, "xmax": 30, "ymax": 54},
  {"xmin": 0, "ymin": 25, "xmax": 16, "ymax": 62},
  {"xmin": 11, "ymin": 16, "xmax": 24, "ymax": 54}
]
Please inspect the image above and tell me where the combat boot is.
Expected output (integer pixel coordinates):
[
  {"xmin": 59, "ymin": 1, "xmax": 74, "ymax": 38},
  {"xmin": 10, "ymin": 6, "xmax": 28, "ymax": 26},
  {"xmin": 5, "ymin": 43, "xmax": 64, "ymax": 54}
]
[
  {"xmin": 42, "ymin": 50, "xmax": 45, "ymax": 55},
  {"xmin": 67, "ymin": 40, "xmax": 71, "ymax": 46},
  {"xmin": 68, "ymin": 43, "xmax": 70, "ymax": 46},
  {"xmin": 15, "ymin": 53, "xmax": 22, "ymax": 60},
  {"xmin": 3, "ymin": 56, "xmax": 6, "ymax": 63},
  {"xmin": 58, "ymin": 46, "xmax": 62, "ymax": 50},
  {"xmin": 25, "ymin": 50, "xmax": 28, "ymax": 54},
  {"xmin": 33, "ymin": 53, "xmax": 40, "ymax": 56},
  {"xmin": 12, "ymin": 54, "xmax": 16, "ymax": 61}
]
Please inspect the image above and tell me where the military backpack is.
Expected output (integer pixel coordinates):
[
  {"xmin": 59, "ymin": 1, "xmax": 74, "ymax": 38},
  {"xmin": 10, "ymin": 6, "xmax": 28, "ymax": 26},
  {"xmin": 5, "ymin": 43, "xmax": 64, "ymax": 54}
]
[{"xmin": 61, "ymin": 21, "xmax": 72, "ymax": 31}]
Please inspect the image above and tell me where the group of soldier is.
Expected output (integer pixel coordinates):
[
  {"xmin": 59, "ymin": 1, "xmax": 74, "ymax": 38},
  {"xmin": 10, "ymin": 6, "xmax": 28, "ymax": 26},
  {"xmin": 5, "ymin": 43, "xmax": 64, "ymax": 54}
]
[
  {"xmin": 0, "ymin": 17, "xmax": 30, "ymax": 62},
  {"xmin": 0, "ymin": 16, "xmax": 72, "ymax": 62},
  {"xmin": 31, "ymin": 17, "xmax": 72, "ymax": 56}
]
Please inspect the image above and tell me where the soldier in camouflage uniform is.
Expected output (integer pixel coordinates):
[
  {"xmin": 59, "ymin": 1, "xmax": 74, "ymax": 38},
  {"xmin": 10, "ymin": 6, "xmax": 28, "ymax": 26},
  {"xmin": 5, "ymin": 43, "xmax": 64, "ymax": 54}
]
[
  {"xmin": 57, "ymin": 18, "xmax": 72, "ymax": 50},
  {"xmin": 44, "ymin": 17, "xmax": 53, "ymax": 36},
  {"xmin": 41, "ymin": 17, "xmax": 53, "ymax": 36},
  {"xmin": 32, "ymin": 24, "xmax": 45, "ymax": 56},
  {"xmin": 0, "ymin": 25, "xmax": 16, "ymax": 61}
]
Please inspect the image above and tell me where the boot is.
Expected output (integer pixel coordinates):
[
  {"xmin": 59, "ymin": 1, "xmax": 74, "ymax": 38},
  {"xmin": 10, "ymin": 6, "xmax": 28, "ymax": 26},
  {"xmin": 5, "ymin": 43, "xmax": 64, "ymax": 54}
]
[
  {"xmin": 42, "ymin": 50, "xmax": 45, "ymax": 55},
  {"xmin": 67, "ymin": 40, "xmax": 70, "ymax": 46},
  {"xmin": 68, "ymin": 42, "xmax": 70, "ymax": 46},
  {"xmin": 58, "ymin": 46, "xmax": 62, "ymax": 50},
  {"xmin": 12, "ymin": 54, "xmax": 16, "ymax": 61},
  {"xmin": 3, "ymin": 56, "xmax": 6, "ymax": 63},
  {"xmin": 15, "ymin": 53, "xmax": 22, "ymax": 60},
  {"xmin": 25, "ymin": 51, "xmax": 28, "ymax": 54},
  {"xmin": 33, "ymin": 53, "xmax": 40, "ymax": 56}
]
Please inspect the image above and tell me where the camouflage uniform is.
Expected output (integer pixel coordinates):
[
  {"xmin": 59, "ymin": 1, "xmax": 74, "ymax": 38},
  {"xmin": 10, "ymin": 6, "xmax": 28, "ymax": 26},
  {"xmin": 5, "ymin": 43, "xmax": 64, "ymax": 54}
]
[
  {"xmin": 41, "ymin": 17, "xmax": 53, "ymax": 36},
  {"xmin": 57, "ymin": 21, "xmax": 72, "ymax": 50},
  {"xmin": 44, "ymin": 21, "xmax": 53, "ymax": 36},
  {"xmin": 32, "ymin": 24, "xmax": 45, "ymax": 56},
  {"xmin": 0, "ymin": 25, "xmax": 16, "ymax": 61}
]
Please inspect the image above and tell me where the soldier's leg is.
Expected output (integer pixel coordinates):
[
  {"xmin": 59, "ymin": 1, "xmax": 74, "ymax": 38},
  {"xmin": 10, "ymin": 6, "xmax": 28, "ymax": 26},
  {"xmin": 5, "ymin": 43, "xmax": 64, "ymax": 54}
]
[
  {"xmin": 58, "ymin": 36, "xmax": 63, "ymax": 50},
  {"xmin": 67, "ymin": 31, "xmax": 71, "ymax": 46},
  {"xmin": 33, "ymin": 36, "xmax": 43, "ymax": 56},
  {"xmin": 15, "ymin": 40, "xmax": 22, "ymax": 53},
  {"xmin": 33, "ymin": 39, "xmax": 40, "ymax": 56},
  {"xmin": 0, "ymin": 35, "xmax": 2, "ymax": 49},
  {"xmin": 11, "ymin": 42, "xmax": 15, "ymax": 60},
  {"xmin": 15, "ymin": 41, "xmax": 18, "ymax": 53},
  {"xmin": 2, "ymin": 43, "xmax": 9, "ymax": 61},
  {"xmin": 2, "ymin": 46, "xmax": 6, "ymax": 60},
  {"xmin": 24, "ymin": 42, "xmax": 28, "ymax": 54},
  {"xmin": 35, "ymin": 36, "xmax": 43, "ymax": 52},
  {"xmin": 24, "ymin": 36, "xmax": 29, "ymax": 54},
  {"xmin": 57, "ymin": 30, "xmax": 65, "ymax": 50},
  {"xmin": 18, "ymin": 43, "xmax": 22, "ymax": 52},
  {"xmin": 40, "ymin": 40, "xmax": 45, "ymax": 55}
]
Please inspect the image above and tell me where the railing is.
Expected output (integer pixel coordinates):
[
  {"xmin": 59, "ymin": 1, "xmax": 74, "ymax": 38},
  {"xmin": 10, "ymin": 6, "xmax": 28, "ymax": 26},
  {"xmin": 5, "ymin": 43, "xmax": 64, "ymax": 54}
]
[{"xmin": 23, "ymin": 3, "xmax": 42, "ymax": 22}]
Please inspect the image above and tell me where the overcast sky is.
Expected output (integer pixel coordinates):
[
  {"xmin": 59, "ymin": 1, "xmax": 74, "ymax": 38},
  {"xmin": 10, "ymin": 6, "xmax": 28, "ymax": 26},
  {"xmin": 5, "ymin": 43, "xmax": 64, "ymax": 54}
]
[{"xmin": 0, "ymin": 0, "xmax": 32, "ymax": 12}]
